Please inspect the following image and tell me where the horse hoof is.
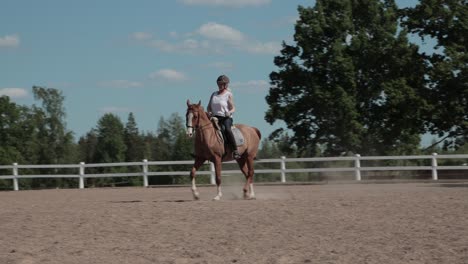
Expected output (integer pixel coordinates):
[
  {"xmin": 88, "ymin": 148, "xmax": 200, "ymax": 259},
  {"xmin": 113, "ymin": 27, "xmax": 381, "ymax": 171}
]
[{"xmin": 213, "ymin": 196, "xmax": 221, "ymax": 201}]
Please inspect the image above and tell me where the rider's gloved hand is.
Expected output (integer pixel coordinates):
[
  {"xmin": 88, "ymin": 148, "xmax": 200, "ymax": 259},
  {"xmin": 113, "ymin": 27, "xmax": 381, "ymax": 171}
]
[{"xmin": 225, "ymin": 112, "xmax": 232, "ymax": 117}]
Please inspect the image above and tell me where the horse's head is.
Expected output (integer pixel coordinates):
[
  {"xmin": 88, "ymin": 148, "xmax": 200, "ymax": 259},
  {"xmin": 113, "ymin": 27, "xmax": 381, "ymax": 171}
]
[{"xmin": 185, "ymin": 99, "xmax": 205, "ymax": 137}]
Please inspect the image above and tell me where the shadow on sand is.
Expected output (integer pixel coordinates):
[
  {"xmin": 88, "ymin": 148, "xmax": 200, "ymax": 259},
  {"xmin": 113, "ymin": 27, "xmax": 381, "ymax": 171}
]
[
  {"xmin": 109, "ymin": 199, "xmax": 195, "ymax": 203},
  {"xmin": 437, "ymin": 183, "xmax": 468, "ymax": 188}
]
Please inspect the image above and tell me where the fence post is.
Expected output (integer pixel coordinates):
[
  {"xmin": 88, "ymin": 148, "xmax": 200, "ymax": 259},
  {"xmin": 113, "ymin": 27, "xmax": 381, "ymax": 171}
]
[
  {"xmin": 431, "ymin": 153, "xmax": 438, "ymax": 180},
  {"xmin": 210, "ymin": 162, "xmax": 216, "ymax": 185},
  {"xmin": 280, "ymin": 156, "xmax": 286, "ymax": 183},
  {"xmin": 12, "ymin": 163, "xmax": 19, "ymax": 191},
  {"xmin": 142, "ymin": 159, "xmax": 149, "ymax": 187},
  {"xmin": 355, "ymin": 154, "xmax": 361, "ymax": 181},
  {"xmin": 79, "ymin": 162, "xmax": 85, "ymax": 189}
]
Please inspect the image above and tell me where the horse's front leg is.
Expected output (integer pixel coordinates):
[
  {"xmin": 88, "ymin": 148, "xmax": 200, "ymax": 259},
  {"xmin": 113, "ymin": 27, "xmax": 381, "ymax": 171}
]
[
  {"xmin": 190, "ymin": 158, "xmax": 205, "ymax": 200},
  {"xmin": 213, "ymin": 158, "xmax": 223, "ymax": 201}
]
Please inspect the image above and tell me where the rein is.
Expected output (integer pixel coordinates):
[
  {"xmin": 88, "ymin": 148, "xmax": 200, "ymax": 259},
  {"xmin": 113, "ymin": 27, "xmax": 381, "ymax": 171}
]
[{"xmin": 194, "ymin": 121, "xmax": 212, "ymax": 131}]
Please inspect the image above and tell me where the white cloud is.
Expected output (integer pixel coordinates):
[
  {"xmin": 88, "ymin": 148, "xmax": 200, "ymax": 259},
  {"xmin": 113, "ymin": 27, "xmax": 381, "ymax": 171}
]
[
  {"xmin": 147, "ymin": 39, "xmax": 177, "ymax": 52},
  {"xmin": 131, "ymin": 22, "xmax": 280, "ymax": 55},
  {"xmin": 183, "ymin": 38, "xmax": 200, "ymax": 49},
  {"xmin": 197, "ymin": 22, "xmax": 245, "ymax": 42},
  {"xmin": 207, "ymin": 61, "xmax": 234, "ymax": 70},
  {"xmin": 179, "ymin": 0, "xmax": 271, "ymax": 7},
  {"xmin": 244, "ymin": 41, "xmax": 281, "ymax": 54},
  {"xmin": 195, "ymin": 23, "xmax": 280, "ymax": 54},
  {"xmin": 131, "ymin": 32, "xmax": 153, "ymax": 41},
  {"xmin": 148, "ymin": 38, "xmax": 222, "ymax": 54},
  {"xmin": 98, "ymin": 80, "xmax": 143, "ymax": 88},
  {"xmin": 149, "ymin": 69, "xmax": 187, "ymax": 81},
  {"xmin": 230, "ymin": 80, "xmax": 269, "ymax": 92},
  {"xmin": 0, "ymin": 88, "xmax": 28, "ymax": 98},
  {"xmin": 0, "ymin": 34, "xmax": 20, "ymax": 48}
]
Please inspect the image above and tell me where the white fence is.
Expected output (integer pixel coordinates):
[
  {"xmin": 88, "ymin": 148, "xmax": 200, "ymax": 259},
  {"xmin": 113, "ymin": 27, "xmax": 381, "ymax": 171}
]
[{"xmin": 0, "ymin": 153, "xmax": 467, "ymax": 191}]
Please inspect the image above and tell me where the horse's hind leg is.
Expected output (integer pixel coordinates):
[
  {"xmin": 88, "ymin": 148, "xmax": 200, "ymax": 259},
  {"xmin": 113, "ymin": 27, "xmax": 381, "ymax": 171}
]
[
  {"xmin": 237, "ymin": 157, "xmax": 255, "ymax": 200},
  {"xmin": 245, "ymin": 157, "xmax": 256, "ymax": 199},
  {"xmin": 190, "ymin": 158, "xmax": 205, "ymax": 200},
  {"xmin": 237, "ymin": 159, "xmax": 249, "ymax": 199}
]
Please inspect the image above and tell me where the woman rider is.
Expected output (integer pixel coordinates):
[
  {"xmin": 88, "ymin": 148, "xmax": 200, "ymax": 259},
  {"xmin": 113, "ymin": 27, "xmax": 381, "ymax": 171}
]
[{"xmin": 207, "ymin": 75, "xmax": 241, "ymax": 159}]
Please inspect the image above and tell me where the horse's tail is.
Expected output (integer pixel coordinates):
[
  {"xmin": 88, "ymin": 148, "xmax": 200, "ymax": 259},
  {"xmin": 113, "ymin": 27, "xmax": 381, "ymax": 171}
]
[
  {"xmin": 252, "ymin": 127, "xmax": 262, "ymax": 161},
  {"xmin": 253, "ymin": 127, "xmax": 262, "ymax": 140}
]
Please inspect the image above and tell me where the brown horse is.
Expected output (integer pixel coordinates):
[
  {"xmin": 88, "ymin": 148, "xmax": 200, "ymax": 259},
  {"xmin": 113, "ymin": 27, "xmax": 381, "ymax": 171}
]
[{"xmin": 185, "ymin": 100, "xmax": 261, "ymax": 200}]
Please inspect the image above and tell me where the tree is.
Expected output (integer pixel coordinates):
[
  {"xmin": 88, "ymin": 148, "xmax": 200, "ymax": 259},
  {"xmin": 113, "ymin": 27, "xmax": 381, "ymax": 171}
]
[
  {"xmin": 29, "ymin": 86, "xmax": 76, "ymax": 188},
  {"xmin": 0, "ymin": 96, "xmax": 25, "ymax": 165},
  {"xmin": 0, "ymin": 87, "xmax": 77, "ymax": 188},
  {"xmin": 124, "ymin": 112, "xmax": 145, "ymax": 162},
  {"xmin": 78, "ymin": 129, "xmax": 98, "ymax": 164},
  {"xmin": 258, "ymin": 135, "xmax": 299, "ymax": 158},
  {"xmin": 95, "ymin": 113, "xmax": 127, "ymax": 164},
  {"xmin": 149, "ymin": 113, "xmax": 192, "ymax": 184},
  {"xmin": 141, "ymin": 131, "xmax": 156, "ymax": 160},
  {"xmin": 92, "ymin": 113, "xmax": 127, "ymax": 186},
  {"xmin": 265, "ymin": 0, "xmax": 428, "ymax": 156},
  {"xmin": 151, "ymin": 113, "xmax": 188, "ymax": 160},
  {"xmin": 152, "ymin": 117, "xmax": 172, "ymax": 161},
  {"xmin": 32, "ymin": 86, "xmax": 75, "ymax": 164},
  {"xmin": 401, "ymin": 0, "xmax": 468, "ymax": 149},
  {"xmin": 258, "ymin": 139, "xmax": 284, "ymax": 159}
]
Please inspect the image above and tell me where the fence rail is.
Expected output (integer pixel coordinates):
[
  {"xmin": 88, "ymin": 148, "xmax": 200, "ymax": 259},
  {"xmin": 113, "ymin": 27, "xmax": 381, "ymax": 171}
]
[{"xmin": 1, "ymin": 153, "xmax": 467, "ymax": 191}]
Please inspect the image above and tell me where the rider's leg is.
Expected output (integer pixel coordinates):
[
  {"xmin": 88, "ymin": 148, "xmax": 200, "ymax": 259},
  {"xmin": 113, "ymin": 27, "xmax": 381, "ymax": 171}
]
[{"xmin": 223, "ymin": 117, "xmax": 240, "ymax": 159}]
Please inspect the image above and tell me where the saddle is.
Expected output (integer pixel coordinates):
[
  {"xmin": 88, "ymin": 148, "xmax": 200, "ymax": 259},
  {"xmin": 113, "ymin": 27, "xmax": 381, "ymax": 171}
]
[{"xmin": 210, "ymin": 117, "xmax": 245, "ymax": 146}]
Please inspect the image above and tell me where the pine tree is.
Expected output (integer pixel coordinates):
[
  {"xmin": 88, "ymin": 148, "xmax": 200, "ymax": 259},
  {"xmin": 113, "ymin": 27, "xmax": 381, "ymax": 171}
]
[
  {"xmin": 124, "ymin": 112, "xmax": 145, "ymax": 162},
  {"xmin": 78, "ymin": 129, "xmax": 98, "ymax": 164},
  {"xmin": 95, "ymin": 113, "xmax": 127, "ymax": 164}
]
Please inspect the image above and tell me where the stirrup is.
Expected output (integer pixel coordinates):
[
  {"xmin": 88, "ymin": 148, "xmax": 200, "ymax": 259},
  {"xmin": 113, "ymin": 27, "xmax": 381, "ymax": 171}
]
[{"xmin": 233, "ymin": 150, "xmax": 241, "ymax": 159}]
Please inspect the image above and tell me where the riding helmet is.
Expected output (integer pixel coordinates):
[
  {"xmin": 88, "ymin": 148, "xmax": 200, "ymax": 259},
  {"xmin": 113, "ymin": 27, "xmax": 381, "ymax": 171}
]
[{"xmin": 216, "ymin": 75, "xmax": 230, "ymax": 84}]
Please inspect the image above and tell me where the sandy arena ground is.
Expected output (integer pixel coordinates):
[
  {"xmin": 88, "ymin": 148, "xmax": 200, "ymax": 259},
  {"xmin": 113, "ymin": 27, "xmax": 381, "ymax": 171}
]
[{"xmin": 0, "ymin": 183, "xmax": 467, "ymax": 264}]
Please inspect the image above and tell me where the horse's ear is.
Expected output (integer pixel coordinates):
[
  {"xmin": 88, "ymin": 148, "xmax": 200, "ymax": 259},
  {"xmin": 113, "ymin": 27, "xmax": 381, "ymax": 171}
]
[
  {"xmin": 197, "ymin": 100, "xmax": 201, "ymax": 106},
  {"xmin": 187, "ymin": 99, "xmax": 191, "ymax": 107}
]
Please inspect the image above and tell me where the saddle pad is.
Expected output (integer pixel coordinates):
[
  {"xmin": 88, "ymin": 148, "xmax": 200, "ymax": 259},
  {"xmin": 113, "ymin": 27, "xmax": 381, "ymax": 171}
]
[{"xmin": 232, "ymin": 127, "xmax": 245, "ymax": 146}]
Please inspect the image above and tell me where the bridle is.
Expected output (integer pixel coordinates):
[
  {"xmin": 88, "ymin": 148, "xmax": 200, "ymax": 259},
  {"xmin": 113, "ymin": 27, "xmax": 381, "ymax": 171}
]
[{"xmin": 186, "ymin": 106, "xmax": 212, "ymax": 137}]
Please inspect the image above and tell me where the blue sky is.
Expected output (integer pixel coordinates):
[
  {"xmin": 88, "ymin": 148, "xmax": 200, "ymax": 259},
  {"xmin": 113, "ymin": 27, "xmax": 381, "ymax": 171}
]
[{"xmin": 1, "ymin": 0, "xmax": 422, "ymax": 142}]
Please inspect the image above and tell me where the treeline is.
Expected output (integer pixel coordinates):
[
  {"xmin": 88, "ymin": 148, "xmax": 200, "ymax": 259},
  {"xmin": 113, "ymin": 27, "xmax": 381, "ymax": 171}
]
[
  {"xmin": 0, "ymin": 86, "xmax": 465, "ymax": 190},
  {"xmin": 0, "ymin": 86, "xmax": 291, "ymax": 189}
]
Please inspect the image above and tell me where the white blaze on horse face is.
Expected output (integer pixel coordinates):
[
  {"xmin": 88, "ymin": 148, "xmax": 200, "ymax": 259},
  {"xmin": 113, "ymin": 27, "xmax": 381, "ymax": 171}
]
[
  {"xmin": 186, "ymin": 112, "xmax": 194, "ymax": 137},
  {"xmin": 186, "ymin": 127, "xmax": 193, "ymax": 137}
]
